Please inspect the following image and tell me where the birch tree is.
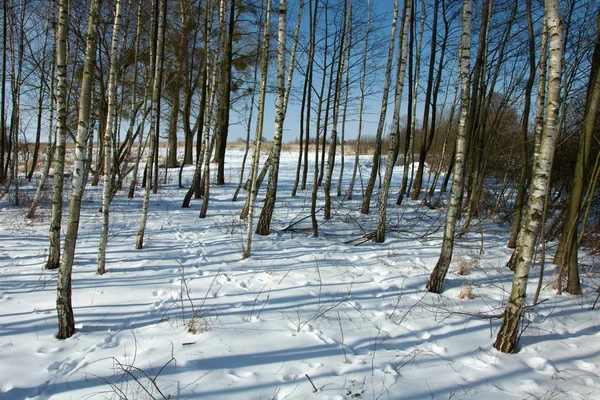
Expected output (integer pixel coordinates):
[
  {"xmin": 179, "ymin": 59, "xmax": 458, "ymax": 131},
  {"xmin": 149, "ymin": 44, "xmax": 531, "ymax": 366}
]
[
  {"xmin": 182, "ymin": 1, "xmax": 212, "ymax": 208},
  {"xmin": 256, "ymin": 0, "xmax": 289, "ymax": 235},
  {"xmin": 411, "ymin": 0, "xmax": 439, "ymax": 200},
  {"xmin": 323, "ymin": 0, "xmax": 348, "ymax": 221},
  {"xmin": 243, "ymin": 0, "xmax": 270, "ymax": 259},
  {"xmin": 360, "ymin": 0, "xmax": 399, "ymax": 215},
  {"xmin": 136, "ymin": 0, "xmax": 166, "ymax": 250},
  {"xmin": 374, "ymin": 0, "xmax": 411, "ymax": 242},
  {"xmin": 508, "ymin": 0, "xmax": 538, "ymax": 249},
  {"xmin": 347, "ymin": 0, "xmax": 370, "ymax": 200},
  {"xmin": 56, "ymin": 0, "xmax": 100, "ymax": 339},
  {"xmin": 45, "ymin": 0, "xmax": 69, "ymax": 270},
  {"xmin": 97, "ymin": 0, "xmax": 124, "ymax": 275},
  {"xmin": 214, "ymin": 0, "xmax": 236, "ymax": 186},
  {"xmin": 425, "ymin": 0, "xmax": 472, "ymax": 293},
  {"xmin": 27, "ymin": 3, "xmax": 57, "ymax": 219},
  {"xmin": 553, "ymin": 9, "xmax": 600, "ymax": 295},
  {"xmin": 494, "ymin": 0, "xmax": 563, "ymax": 353}
]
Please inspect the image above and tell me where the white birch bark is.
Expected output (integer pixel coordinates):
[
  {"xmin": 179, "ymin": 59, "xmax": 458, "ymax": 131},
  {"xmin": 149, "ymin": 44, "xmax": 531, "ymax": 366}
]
[
  {"xmin": 27, "ymin": 3, "xmax": 57, "ymax": 219},
  {"xmin": 425, "ymin": 0, "xmax": 472, "ymax": 293},
  {"xmin": 323, "ymin": 0, "xmax": 349, "ymax": 220},
  {"xmin": 256, "ymin": 0, "xmax": 288, "ymax": 235},
  {"xmin": 136, "ymin": 0, "xmax": 166, "ymax": 250},
  {"xmin": 337, "ymin": 1, "xmax": 352, "ymax": 198},
  {"xmin": 360, "ymin": 0, "xmax": 399, "ymax": 214},
  {"xmin": 243, "ymin": 0, "xmax": 271, "ymax": 259},
  {"xmin": 374, "ymin": 0, "xmax": 412, "ymax": 242},
  {"xmin": 494, "ymin": 0, "xmax": 563, "ymax": 353},
  {"xmin": 45, "ymin": 0, "xmax": 69, "ymax": 270},
  {"xmin": 56, "ymin": 0, "xmax": 100, "ymax": 339},
  {"xmin": 347, "ymin": 0, "xmax": 370, "ymax": 200},
  {"xmin": 97, "ymin": 0, "xmax": 124, "ymax": 275}
]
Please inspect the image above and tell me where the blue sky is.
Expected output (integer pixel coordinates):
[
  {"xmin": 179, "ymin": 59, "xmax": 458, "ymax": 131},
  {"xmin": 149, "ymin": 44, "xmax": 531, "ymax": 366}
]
[{"xmin": 226, "ymin": 0, "xmax": 406, "ymax": 144}]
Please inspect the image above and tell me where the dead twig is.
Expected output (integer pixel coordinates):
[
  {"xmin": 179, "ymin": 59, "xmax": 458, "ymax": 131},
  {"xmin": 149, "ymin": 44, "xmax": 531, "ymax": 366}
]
[{"xmin": 305, "ymin": 374, "xmax": 318, "ymax": 393}]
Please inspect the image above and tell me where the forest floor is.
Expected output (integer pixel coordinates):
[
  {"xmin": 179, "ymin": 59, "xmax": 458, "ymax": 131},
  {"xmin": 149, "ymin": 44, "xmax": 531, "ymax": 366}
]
[{"xmin": 1, "ymin": 150, "xmax": 600, "ymax": 400}]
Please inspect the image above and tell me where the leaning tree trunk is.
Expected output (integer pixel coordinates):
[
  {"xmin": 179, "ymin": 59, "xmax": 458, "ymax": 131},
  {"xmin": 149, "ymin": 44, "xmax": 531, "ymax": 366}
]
[
  {"xmin": 199, "ymin": 34, "xmax": 222, "ymax": 217},
  {"xmin": 323, "ymin": 0, "xmax": 349, "ymax": 221},
  {"xmin": 411, "ymin": 0, "xmax": 438, "ymax": 200},
  {"xmin": 233, "ymin": 54, "xmax": 259, "ymax": 202},
  {"xmin": 425, "ymin": 0, "xmax": 472, "ymax": 294},
  {"xmin": 243, "ymin": 0, "xmax": 270, "ymax": 259},
  {"xmin": 347, "ymin": 0, "xmax": 370, "ymax": 200},
  {"xmin": 46, "ymin": 0, "xmax": 70, "ymax": 270},
  {"xmin": 182, "ymin": 2, "xmax": 211, "ymax": 207},
  {"xmin": 302, "ymin": 0, "xmax": 317, "ymax": 192},
  {"xmin": 508, "ymin": 0, "xmax": 537, "ymax": 249},
  {"xmin": 56, "ymin": 0, "xmax": 100, "ymax": 339},
  {"xmin": 494, "ymin": 0, "xmax": 563, "ymax": 353},
  {"xmin": 286, "ymin": 0, "xmax": 305, "ymax": 198},
  {"xmin": 97, "ymin": 0, "xmax": 124, "ymax": 275},
  {"xmin": 556, "ymin": 10, "xmax": 600, "ymax": 295},
  {"xmin": 507, "ymin": 12, "xmax": 548, "ymax": 272},
  {"xmin": 374, "ymin": 0, "xmax": 411, "ymax": 243},
  {"xmin": 27, "ymin": 3, "xmax": 57, "ymax": 219},
  {"xmin": 337, "ymin": 1, "xmax": 352, "ymax": 198},
  {"xmin": 256, "ymin": 0, "xmax": 288, "ymax": 235},
  {"xmin": 360, "ymin": 0, "xmax": 399, "ymax": 214},
  {"xmin": 136, "ymin": 0, "xmax": 166, "ymax": 250},
  {"xmin": 310, "ymin": 0, "xmax": 325, "ymax": 237},
  {"xmin": 28, "ymin": 11, "xmax": 53, "ymax": 182}
]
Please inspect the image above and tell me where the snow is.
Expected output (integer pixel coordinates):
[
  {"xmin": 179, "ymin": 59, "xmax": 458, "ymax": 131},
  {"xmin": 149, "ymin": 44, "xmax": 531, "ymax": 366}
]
[{"xmin": 1, "ymin": 150, "xmax": 600, "ymax": 400}]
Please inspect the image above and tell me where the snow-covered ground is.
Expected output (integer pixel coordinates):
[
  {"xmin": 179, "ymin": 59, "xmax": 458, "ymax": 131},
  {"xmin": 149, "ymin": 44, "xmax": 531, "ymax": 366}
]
[{"xmin": 1, "ymin": 150, "xmax": 599, "ymax": 400}]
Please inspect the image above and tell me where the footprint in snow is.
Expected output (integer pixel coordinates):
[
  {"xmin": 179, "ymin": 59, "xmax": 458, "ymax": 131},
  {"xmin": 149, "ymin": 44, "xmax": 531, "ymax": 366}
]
[
  {"xmin": 525, "ymin": 356, "xmax": 557, "ymax": 374},
  {"xmin": 281, "ymin": 373, "xmax": 299, "ymax": 381},
  {"xmin": 227, "ymin": 369, "xmax": 255, "ymax": 379},
  {"xmin": 96, "ymin": 333, "xmax": 120, "ymax": 349},
  {"xmin": 575, "ymin": 360, "xmax": 597, "ymax": 372}
]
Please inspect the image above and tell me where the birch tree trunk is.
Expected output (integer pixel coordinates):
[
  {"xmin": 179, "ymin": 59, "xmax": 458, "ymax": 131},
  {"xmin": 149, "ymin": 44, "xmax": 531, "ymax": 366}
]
[
  {"xmin": 136, "ymin": 0, "xmax": 166, "ymax": 250},
  {"xmin": 508, "ymin": 12, "xmax": 548, "ymax": 272},
  {"xmin": 214, "ymin": 0, "xmax": 235, "ymax": 186},
  {"xmin": 199, "ymin": 61, "xmax": 220, "ymax": 218},
  {"xmin": 182, "ymin": 2, "xmax": 212, "ymax": 207},
  {"xmin": 0, "ymin": 0, "xmax": 6, "ymax": 184},
  {"xmin": 302, "ymin": 0, "xmax": 317, "ymax": 193},
  {"xmin": 494, "ymin": 0, "xmax": 563, "ymax": 353},
  {"xmin": 323, "ymin": 0, "xmax": 348, "ymax": 221},
  {"xmin": 288, "ymin": 0, "xmax": 306, "ymax": 198},
  {"xmin": 45, "ymin": 0, "xmax": 69, "ymax": 270},
  {"xmin": 425, "ymin": 0, "xmax": 472, "ymax": 293},
  {"xmin": 555, "ymin": 10, "xmax": 600, "ymax": 295},
  {"xmin": 233, "ymin": 55, "xmax": 259, "ymax": 202},
  {"xmin": 508, "ymin": 0, "xmax": 537, "ymax": 249},
  {"xmin": 336, "ymin": 0, "xmax": 352, "ymax": 198},
  {"xmin": 411, "ymin": 0, "xmax": 438, "ymax": 200},
  {"xmin": 97, "ymin": 0, "xmax": 124, "ymax": 275},
  {"xmin": 360, "ymin": 0, "xmax": 399, "ymax": 214},
  {"xmin": 27, "ymin": 3, "xmax": 57, "ymax": 219},
  {"xmin": 243, "ymin": 0, "xmax": 270, "ymax": 259},
  {"xmin": 347, "ymin": 0, "xmax": 370, "ymax": 201},
  {"xmin": 256, "ymin": 0, "xmax": 288, "ymax": 235},
  {"xmin": 374, "ymin": 0, "xmax": 412, "ymax": 242},
  {"xmin": 27, "ymin": 10, "xmax": 53, "ymax": 182},
  {"xmin": 56, "ymin": 0, "xmax": 100, "ymax": 339}
]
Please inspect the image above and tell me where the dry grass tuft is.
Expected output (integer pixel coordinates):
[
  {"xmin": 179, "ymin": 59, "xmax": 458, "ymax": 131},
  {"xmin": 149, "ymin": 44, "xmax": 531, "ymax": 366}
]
[
  {"xmin": 457, "ymin": 281, "xmax": 475, "ymax": 300},
  {"xmin": 457, "ymin": 255, "xmax": 479, "ymax": 276}
]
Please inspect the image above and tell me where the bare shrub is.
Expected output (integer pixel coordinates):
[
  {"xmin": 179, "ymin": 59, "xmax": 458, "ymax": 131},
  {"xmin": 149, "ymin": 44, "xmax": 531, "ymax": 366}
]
[{"xmin": 457, "ymin": 255, "xmax": 480, "ymax": 276}]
